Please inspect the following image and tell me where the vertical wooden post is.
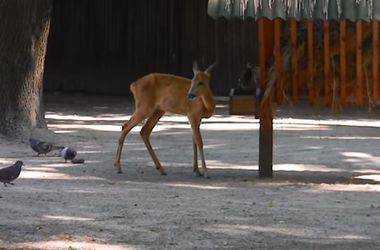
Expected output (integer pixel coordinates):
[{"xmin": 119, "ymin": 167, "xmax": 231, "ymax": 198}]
[
  {"xmin": 258, "ymin": 18, "xmax": 274, "ymax": 178},
  {"xmin": 340, "ymin": 20, "xmax": 347, "ymax": 107},
  {"xmin": 307, "ymin": 21, "xmax": 315, "ymax": 105},
  {"xmin": 291, "ymin": 19, "xmax": 299, "ymax": 104},
  {"xmin": 323, "ymin": 21, "xmax": 332, "ymax": 106},
  {"xmin": 274, "ymin": 19, "xmax": 283, "ymax": 104},
  {"xmin": 373, "ymin": 21, "xmax": 380, "ymax": 104},
  {"xmin": 356, "ymin": 21, "xmax": 364, "ymax": 106}
]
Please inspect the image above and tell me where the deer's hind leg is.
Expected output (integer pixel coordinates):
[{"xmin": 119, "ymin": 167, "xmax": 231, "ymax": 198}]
[
  {"xmin": 140, "ymin": 109, "xmax": 166, "ymax": 175},
  {"xmin": 114, "ymin": 112, "xmax": 146, "ymax": 173}
]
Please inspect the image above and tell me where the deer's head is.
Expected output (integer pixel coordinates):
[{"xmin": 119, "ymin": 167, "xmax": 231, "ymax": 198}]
[{"xmin": 187, "ymin": 61, "xmax": 216, "ymax": 101}]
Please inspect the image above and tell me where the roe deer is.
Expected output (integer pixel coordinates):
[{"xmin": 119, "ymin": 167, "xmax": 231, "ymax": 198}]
[{"xmin": 114, "ymin": 62, "xmax": 216, "ymax": 178}]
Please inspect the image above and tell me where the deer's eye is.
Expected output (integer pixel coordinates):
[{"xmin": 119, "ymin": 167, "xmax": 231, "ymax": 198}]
[{"xmin": 198, "ymin": 82, "xmax": 204, "ymax": 87}]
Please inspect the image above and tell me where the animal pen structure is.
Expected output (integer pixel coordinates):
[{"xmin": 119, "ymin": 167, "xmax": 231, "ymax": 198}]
[{"xmin": 208, "ymin": 0, "xmax": 380, "ymax": 177}]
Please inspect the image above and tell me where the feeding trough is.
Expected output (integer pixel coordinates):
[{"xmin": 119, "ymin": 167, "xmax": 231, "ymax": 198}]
[{"xmin": 229, "ymin": 63, "xmax": 260, "ymax": 115}]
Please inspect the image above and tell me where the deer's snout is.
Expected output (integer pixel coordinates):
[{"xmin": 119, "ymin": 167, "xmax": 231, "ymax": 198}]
[{"xmin": 187, "ymin": 93, "xmax": 197, "ymax": 101}]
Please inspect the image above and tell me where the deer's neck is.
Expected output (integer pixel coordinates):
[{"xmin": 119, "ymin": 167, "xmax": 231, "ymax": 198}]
[{"xmin": 201, "ymin": 92, "xmax": 215, "ymax": 118}]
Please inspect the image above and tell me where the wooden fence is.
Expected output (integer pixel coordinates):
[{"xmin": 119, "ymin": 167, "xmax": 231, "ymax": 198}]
[
  {"xmin": 271, "ymin": 19, "xmax": 380, "ymax": 109},
  {"xmin": 45, "ymin": 0, "xmax": 258, "ymax": 96}
]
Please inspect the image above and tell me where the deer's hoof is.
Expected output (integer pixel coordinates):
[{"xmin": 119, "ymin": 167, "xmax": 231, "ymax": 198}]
[
  {"xmin": 194, "ymin": 169, "xmax": 203, "ymax": 177},
  {"xmin": 156, "ymin": 166, "xmax": 167, "ymax": 176},
  {"xmin": 157, "ymin": 167, "xmax": 167, "ymax": 175},
  {"xmin": 202, "ymin": 171, "xmax": 210, "ymax": 179},
  {"xmin": 114, "ymin": 162, "xmax": 122, "ymax": 173}
]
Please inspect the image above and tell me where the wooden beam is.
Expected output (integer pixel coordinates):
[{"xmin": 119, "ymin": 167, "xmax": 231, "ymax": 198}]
[
  {"xmin": 290, "ymin": 19, "xmax": 299, "ymax": 104},
  {"xmin": 340, "ymin": 20, "xmax": 347, "ymax": 107},
  {"xmin": 373, "ymin": 21, "xmax": 380, "ymax": 104},
  {"xmin": 356, "ymin": 21, "xmax": 364, "ymax": 106},
  {"xmin": 258, "ymin": 18, "xmax": 274, "ymax": 178},
  {"xmin": 274, "ymin": 19, "xmax": 283, "ymax": 104},
  {"xmin": 307, "ymin": 21, "xmax": 315, "ymax": 105},
  {"xmin": 323, "ymin": 21, "xmax": 332, "ymax": 106}
]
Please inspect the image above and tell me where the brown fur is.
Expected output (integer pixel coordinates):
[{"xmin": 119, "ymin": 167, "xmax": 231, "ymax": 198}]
[{"xmin": 114, "ymin": 63, "xmax": 216, "ymax": 177}]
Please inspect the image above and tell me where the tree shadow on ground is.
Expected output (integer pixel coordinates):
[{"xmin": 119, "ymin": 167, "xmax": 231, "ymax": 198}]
[{"xmin": 39, "ymin": 94, "xmax": 380, "ymax": 186}]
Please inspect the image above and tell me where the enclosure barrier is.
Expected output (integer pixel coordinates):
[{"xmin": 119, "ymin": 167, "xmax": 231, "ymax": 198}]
[
  {"xmin": 209, "ymin": 0, "xmax": 380, "ymax": 177},
  {"xmin": 270, "ymin": 19, "xmax": 380, "ymax": 110}
]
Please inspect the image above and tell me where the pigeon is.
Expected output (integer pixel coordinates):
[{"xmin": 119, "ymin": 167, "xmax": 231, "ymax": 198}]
[
  {"xmin": 59, "ymin": 147, "xmax": 77, "ymax": 162},
  {"xmin": 0, "ymin": 161, "xmax": 23, "ymax": 187},
  {"xmin": 29, "ymin": 138, "xmax": 59, "ymax": 156}
]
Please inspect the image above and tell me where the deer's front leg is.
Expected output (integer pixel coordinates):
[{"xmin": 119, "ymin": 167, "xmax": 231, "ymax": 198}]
[
  {"xmin": 192, "ymin": 137, "xmax": 202, "ymax": 177},
  {"xmin": 190, "ymin": 118, "xmax": 208, "ymax": 178}
]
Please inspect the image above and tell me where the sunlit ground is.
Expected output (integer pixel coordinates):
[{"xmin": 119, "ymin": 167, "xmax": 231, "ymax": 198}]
[
  {"xmin": 43, "ymin": 104, "xmax": 380, "ymax": 189},
  {"xmin": 1, "ymin": 96, "xmax": 379, "ymax": 249}
]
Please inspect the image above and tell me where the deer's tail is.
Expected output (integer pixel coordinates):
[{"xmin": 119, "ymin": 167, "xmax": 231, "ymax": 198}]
[
  {"xmin": 129, "ymin": 81, "xmax": 137, "ymax": 94},
  {"xmin": 129, "ymin": 81, "xmax": 137, "ymax": 110}
]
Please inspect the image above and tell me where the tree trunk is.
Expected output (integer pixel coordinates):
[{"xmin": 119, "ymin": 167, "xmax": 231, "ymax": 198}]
[{"xmin": 0, "ymin": 0, "xmax": 52, "ymax": 138}]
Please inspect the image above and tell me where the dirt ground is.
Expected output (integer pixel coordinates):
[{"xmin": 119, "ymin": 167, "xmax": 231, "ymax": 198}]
[{"xmin": 0, "ymin": 94, "xmax": 379, "ymax": 249}]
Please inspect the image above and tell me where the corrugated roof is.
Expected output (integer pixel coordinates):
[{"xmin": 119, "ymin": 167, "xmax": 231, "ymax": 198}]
[{"xmin": 208, "ymin": 0, "xmax": 380, "ymax": 21}]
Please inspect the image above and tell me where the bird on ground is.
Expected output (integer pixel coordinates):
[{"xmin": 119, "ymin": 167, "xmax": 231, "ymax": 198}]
[
  {"xmin": 0, "ymin": 161, "xmax": 24, "ymax": 187},
  {"xmin": 59, "ymin": 147, "xmax": 77, "ymax": 162},
  {"xmin": 29, "ymin": 138, "xmax": 60, "ymax": 156}
]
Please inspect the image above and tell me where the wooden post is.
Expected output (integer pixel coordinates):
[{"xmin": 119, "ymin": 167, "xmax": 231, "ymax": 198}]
[
  {"xmin": 356, "ymin": 21, "xmax": 364, "ymax": 106},
  {"xmin": 307, "ymin": 21, "xmax": 315, "ymax": 105},
  {"xmin": 323, "ymin": 21, "xmax": 332, "ymax": 106},
  {"xmin": 291, "ymin": 19, "xmax": 299, "ymax": 104},
  {"xmin": 274, "ymin": 19, "xmax": 283, "ymax": 104},
  {"xmin": 340, "ymin": 20, "xmax": 347, "ymax": 107},
  {"xmin": 258, "ymin": 18, "xmax": 274, "ymax": 178},
  {"xmin": 373, "ymin": 21, "xmax": 380, "ymax": 104}
]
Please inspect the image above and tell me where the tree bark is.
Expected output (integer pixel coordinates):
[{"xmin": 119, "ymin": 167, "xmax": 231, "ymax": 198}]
[{"xmin": 0, "ymin": 0, "xmax": 52, "ymax": 138}]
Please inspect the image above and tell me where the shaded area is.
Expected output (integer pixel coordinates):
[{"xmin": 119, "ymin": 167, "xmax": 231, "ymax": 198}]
[{"xmin": 45, "ymin": 0, "xmax": 258, "ymax": 96}]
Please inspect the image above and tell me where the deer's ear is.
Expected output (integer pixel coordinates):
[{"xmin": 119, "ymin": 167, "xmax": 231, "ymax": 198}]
[
  {"xmin": 193, "ymin": 61, "xmax": 199, "ymax": 75},
  {"xmin": 205, "ymin": 62, "xmax": 217, "ymax": 76}
]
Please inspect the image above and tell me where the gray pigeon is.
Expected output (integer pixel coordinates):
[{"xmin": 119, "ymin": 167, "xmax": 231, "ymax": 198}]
[
  {"xmin": 29, "ymin": 138, "xmax": 59, "ymax": 156},
  {"xmin": 59, "ymin": 147, "xmax": 77, "ymax": 162},
  {"xmin": 0, "ymin": 161, "xmax": 23, "ymax": 187}
]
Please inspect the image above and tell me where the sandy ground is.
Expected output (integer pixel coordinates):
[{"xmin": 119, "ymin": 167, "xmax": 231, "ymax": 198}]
[{"xmin": 0, "ymin": 94, "xmax": 380, "ymax": 249}]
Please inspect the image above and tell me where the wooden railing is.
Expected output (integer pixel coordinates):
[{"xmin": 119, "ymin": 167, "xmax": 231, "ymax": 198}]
[{"xmin": 266, "ymin": 19, "xmax": 380, "ymax": 111}]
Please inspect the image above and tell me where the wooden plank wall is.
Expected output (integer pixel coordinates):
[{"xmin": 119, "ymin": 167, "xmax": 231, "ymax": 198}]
[
  {"xmin": 45, "ymin": 0, "xmax": 258, "ymax": 96},
  {"xmin": 340, "ymin": 20, "xmax": 347, "ymax": 107}
]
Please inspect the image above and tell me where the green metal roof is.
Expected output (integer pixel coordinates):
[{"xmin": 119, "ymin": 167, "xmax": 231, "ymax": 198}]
[{"xmin": 208, "ymin": 0, "xmax": 380, "ymax": 21}]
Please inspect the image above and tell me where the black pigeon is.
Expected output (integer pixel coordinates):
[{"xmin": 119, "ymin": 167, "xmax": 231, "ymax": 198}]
[
  {"xmin": 29, "ymin": 138, "xmax": 56, "ymax": 156},
  {"xmin": 59, "ymin": 147, "xmax": 77, "ymax": 162},
  {"xmin": 0, "ymin": 161, "xmax": 23, "ymax": 187}
]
